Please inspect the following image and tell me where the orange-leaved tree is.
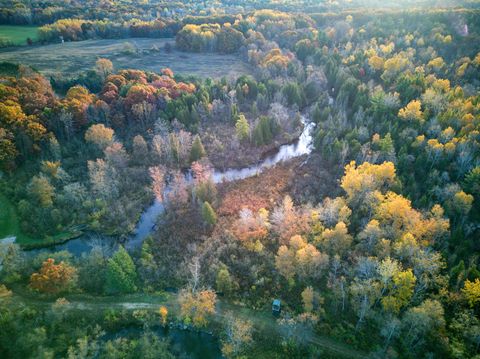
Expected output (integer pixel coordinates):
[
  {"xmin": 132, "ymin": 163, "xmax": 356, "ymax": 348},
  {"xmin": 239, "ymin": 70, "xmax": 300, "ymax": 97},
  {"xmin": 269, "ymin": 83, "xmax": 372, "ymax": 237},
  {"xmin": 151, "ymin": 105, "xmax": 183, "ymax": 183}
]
[{"xmin": 30, "ymin": 258, "xmax": 77, "ymax": 294}]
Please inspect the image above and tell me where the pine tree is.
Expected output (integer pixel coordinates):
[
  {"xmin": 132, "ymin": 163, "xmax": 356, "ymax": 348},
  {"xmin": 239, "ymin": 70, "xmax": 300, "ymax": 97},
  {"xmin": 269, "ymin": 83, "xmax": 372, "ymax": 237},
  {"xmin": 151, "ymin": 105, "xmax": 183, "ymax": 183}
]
[
  {"xmin": 106, "ymin": 246, "xmax": 137, "ymax": 294},
  {"xmin": 251, "ymin": 102, "xmax": 258, "ymax": 117},
  {"xmin": 231, "ymin": 103, "xmax": 239, "ymax": 122},
  {"xmin": 202, "ymin": 201, "xmax": 217, "ymax": 226},
  {"xmin": 190, "ymin": 135, "xmax": 206, "ymax": 162},
  {"xmin": 235, "ymin": 114, "xmax": 250, "ymax": 142},
  {"xmin": 259, "ymin": 116, "xmax": 273, "ymax": 143},
  {"xmin": 191, "ymin": 107, "xmax": 201, "ymax": 126},
  {"xmin": 253, "ymin": 123, "xmax": 264, "ymax": 146}
]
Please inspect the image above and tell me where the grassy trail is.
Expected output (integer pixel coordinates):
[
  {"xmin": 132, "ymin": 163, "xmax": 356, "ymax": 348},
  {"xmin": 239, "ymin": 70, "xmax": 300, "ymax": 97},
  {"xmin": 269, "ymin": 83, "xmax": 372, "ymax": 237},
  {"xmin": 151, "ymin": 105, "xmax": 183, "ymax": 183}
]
[{"xmin": 11, "ymin": 290, "xmax": 368, "ymax": 359}]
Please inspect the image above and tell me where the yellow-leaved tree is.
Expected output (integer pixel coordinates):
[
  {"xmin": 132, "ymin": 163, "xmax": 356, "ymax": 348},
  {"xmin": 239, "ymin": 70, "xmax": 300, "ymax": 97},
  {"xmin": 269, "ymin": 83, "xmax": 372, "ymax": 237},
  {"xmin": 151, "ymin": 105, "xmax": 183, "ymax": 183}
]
[
  {"xmin": 398, "ymin": 100, "xmax": 424, "ymax": 123},
  {"xmin": 462, "ymin": 279, "xmax": 480, "ymax": 307},
  {"xmin": 340, "ymin": 161, "xmax": 396, "ymax": 204},
  {"xmin": 381, "ymin": 269, "xmax": 416, "ymax": 313},
  {"xmin": 178, "ymin": 288, "xmax": 217, "ymax": 327}
]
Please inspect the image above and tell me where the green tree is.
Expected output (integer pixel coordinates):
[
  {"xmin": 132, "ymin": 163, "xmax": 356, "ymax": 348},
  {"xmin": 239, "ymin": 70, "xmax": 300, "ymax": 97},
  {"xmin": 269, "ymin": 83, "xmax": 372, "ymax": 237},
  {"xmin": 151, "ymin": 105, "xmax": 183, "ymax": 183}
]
[
  {"xmin": 235, "ymin": 114, "xmax": 250, "ymax": 142},
  {"xmin": 382, "ymin": 269, "xmax": 416, "ymax": 313},
  {"xmin": 252, "ymin": 122, "xmax": 264, "ymax": 146},
  {"xmin": 0, "ymin": 243, "xmax": 26, "ymax": 283},
  {"xmin": 216, "ymin": 265, "xmax": 234, "ymax": 296},
  {"xmin": 464, "ymin": 167, "xmax": 480, "ymax": 198},
  {"xmin": 253, "ymin": 116, "xmax": 274, "ymax": 146},
  {"xmin": 282, "ymin": 82, "xmax": 303, "ymax": 107},
  {"xmin": 190, "ymin": 135, "xmax": 206, "ymax": 162},
  {"xmin": 78, "ymin": 247, "xmax": 107, "ymax": 294},
  {"xmin": 464, "ymin": 167, "xmax": 480, "ymax": 212},
  {"xmin": 29, "ymin": 174, "xmax": 55, "ymax": 207},
  {"xmin": 401, "ymin": 299, "xmax": 445, "ymax": 352},
  {"xmin": 301, "ymin": 286, "xmax": 315, "ymax": 312},
  {"xmin": 202, "ymin": 201, "xmax": 217, "ymax": 227},
  {"xmin": 295, "ymin": 39, "xmax": 315, "ymax": 62},
  {"xmin": 105, "ymin": 246, "xmax": 137, "ymax": 294}
]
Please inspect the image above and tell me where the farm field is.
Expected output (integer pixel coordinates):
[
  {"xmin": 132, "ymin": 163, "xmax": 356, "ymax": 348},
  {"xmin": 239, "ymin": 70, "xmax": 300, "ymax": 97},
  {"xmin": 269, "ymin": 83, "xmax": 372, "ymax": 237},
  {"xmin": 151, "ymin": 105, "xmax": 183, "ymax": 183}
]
[
  {"xmin": 0, "ymin": 25, "xmax": 38, "ymax": 45},
  {"xmin": 0, "ymin": 37, "xmax": 253, "ymax": 78}
]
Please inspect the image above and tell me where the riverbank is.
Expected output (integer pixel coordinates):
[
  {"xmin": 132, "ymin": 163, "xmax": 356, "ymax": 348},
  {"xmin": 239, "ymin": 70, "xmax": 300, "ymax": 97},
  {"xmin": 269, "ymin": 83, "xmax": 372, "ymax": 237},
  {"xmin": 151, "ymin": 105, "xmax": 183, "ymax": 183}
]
[
  {"xmin": 0, "ymin": 193, "xmax": 84, "ymax": 249},
  {"xmin": 22, "ymin": 115, "xmax": 313, "ymax": 254},
  {"xmin": 204, "ymin": 119, "xmax": 304, "ymax": 171}
]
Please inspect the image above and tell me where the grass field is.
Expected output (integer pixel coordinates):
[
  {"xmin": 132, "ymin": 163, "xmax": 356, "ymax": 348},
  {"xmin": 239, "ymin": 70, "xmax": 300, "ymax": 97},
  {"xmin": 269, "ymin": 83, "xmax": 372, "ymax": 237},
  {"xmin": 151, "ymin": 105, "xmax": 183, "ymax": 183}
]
[
  {"xmin": 0, "ymin": 193, "xmax": 26, "ymax": 241},
  {"xmin": 0, "ymin": 25, "xmax": 38, "ymax": 45},
  {"xmin": 0, "ymin": 38, "xmax": 252, "ymax": 78},
  {"xmin": 0, "ymin": 193, "xmax": 82, "ymax": 247}
]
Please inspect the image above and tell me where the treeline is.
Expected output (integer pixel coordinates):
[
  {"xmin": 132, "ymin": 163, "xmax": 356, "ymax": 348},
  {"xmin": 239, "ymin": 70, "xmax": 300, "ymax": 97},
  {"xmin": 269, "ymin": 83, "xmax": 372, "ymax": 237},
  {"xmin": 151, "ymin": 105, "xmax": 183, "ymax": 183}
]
[
  {"xmin": 0, "ymin": 64, "xmax": 200, "ymax": 236},
  {"xmin": 0, "ymin": 0, "xmax": 187, "ymax": 25},
  {"xmin": 37, "ymin": 18, "xmax": 181, "ymax": 43},
  {"xmin": 176, "ymin": 23, "xmax": 245, "ymax": 53}
]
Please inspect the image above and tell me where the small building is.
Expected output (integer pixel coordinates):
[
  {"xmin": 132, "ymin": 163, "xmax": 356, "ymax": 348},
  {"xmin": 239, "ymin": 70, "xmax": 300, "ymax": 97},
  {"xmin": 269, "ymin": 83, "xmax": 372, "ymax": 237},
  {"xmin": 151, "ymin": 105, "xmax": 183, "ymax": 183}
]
[{"xmin": 272, "ymin": 299, "xmax": 281, "ymax": 315}]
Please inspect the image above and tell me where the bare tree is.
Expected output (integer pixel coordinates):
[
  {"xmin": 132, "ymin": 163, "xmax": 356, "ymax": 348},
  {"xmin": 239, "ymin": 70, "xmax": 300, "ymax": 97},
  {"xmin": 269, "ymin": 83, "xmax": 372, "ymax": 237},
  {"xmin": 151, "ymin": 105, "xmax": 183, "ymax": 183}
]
[{"xmin": 189, "ymin": 256, "xmax": 201, "ymax": 293}]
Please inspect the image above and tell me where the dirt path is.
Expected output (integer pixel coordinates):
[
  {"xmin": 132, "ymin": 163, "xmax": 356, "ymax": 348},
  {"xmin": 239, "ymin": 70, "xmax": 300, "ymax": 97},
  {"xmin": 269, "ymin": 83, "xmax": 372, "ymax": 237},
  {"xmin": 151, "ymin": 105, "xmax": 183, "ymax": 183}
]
[{"xmin": 12, "ymin": 291, "xmax": 368, "ymax": 359}]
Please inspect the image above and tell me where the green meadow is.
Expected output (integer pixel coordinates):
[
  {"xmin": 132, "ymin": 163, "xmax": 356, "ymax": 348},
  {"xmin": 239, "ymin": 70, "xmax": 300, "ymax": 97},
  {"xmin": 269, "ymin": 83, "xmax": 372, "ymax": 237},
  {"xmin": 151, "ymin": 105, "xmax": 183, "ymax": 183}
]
[{"xmin": 0, "ymin": 25, "xmax": 38, "ymax": 45}]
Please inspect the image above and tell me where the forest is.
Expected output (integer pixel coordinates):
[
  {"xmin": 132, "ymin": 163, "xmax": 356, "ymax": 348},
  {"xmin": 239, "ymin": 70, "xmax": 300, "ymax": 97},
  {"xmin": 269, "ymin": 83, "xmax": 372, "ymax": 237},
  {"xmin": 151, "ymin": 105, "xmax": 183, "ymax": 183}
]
[{"xmin": 1, "ymin": 0, "xmax": 480, "ymax": 358}]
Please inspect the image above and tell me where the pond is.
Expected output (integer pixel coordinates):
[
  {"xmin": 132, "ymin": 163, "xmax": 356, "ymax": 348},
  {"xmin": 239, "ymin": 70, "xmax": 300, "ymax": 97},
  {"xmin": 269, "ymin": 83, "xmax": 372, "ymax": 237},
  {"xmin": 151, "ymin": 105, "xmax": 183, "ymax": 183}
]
[{"xmin": 105, "ymin": 325, "xmax": 223, "ymax": 359}]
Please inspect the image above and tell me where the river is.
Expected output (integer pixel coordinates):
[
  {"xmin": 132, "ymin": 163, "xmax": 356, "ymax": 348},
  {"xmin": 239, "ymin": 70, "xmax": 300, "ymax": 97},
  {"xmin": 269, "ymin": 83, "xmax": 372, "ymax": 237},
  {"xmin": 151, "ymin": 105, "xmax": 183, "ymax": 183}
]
[
  {"xmin": 0, "ymin": 115, "xmax": 315, "ymax": 358},
  {"xmin": 4, "ymin": 116, "xmax": 314, "ymax": 256}
]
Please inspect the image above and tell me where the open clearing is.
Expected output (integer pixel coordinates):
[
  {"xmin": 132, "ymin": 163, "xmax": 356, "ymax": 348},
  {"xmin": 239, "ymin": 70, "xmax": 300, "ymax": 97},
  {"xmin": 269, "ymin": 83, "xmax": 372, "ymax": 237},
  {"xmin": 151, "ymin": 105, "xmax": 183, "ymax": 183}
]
[
  {"xmin": 0, "ymin": 38, "xmax": 253, "ymax": 78},
  {"xmin": 0, "ymin": 25, "xmax": 38, "ymax": 45},
  {"xmin": 0, "ymin": 193, "xmax": 25, "ymax": 242},
  {"xmin": 0, "ymin": 194, "xmax": 81, "ymax": 246}
]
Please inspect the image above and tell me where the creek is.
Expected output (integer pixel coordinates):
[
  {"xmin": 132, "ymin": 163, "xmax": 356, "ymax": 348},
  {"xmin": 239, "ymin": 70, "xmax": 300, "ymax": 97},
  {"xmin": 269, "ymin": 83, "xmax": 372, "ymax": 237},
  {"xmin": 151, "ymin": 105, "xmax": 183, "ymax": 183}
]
[{"xmin": 6, "ymin": 116, "xmax": 314, "ymax": 256}]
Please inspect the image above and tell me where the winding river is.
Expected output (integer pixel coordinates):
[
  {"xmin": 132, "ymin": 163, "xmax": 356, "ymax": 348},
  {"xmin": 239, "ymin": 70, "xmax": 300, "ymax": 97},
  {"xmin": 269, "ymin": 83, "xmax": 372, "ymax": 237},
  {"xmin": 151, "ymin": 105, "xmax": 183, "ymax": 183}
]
[
  {"xmin": 7, "ymin": 117, "xmax": 315, "ymax": 256},
  {"xmin": 0, "ymin": 116, "xmax": 315, "ymax": 358}
]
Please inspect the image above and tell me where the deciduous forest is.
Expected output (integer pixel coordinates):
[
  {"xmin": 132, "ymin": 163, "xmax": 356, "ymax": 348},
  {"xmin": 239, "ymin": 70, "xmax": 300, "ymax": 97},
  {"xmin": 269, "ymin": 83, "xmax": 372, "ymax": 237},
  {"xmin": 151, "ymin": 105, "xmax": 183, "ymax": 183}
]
[{"xmin": 0, "ymin": 0, "xmax": 480, "ymax": 358}]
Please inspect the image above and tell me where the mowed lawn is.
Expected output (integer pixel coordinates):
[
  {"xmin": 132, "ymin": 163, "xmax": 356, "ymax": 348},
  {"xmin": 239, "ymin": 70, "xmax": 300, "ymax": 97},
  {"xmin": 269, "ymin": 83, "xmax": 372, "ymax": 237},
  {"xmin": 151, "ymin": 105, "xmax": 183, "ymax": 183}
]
[
  {"xmin": 0, "ymin": 25, "xmax": 38, "ymax": 45},
  {"xmin": 0, "ymin": 193, "xmax": 22, "ymax": 240},
  {"xmin": 0, "ymin": 193, "xmax": 38, "ymax": 245}
]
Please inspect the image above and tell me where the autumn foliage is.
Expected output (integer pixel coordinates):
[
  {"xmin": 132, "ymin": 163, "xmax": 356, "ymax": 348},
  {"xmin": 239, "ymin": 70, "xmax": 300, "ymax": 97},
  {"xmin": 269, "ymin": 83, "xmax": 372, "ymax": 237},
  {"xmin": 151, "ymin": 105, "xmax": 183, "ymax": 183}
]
[{"xmin": 30, "ymin": 258, "xmax": 77, "ymax": 294}]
